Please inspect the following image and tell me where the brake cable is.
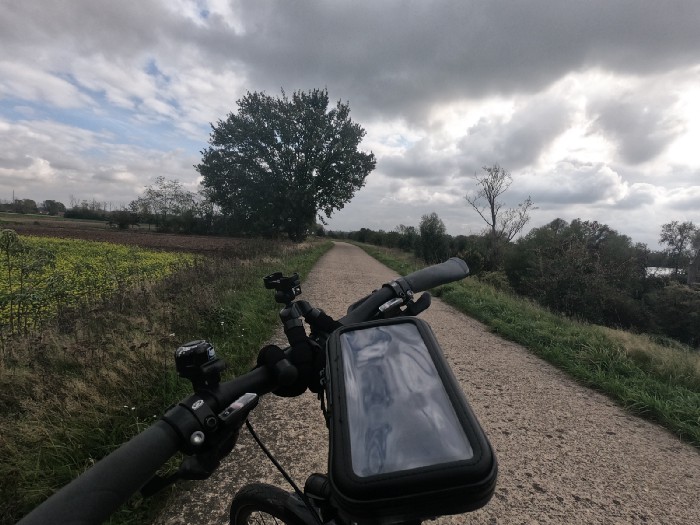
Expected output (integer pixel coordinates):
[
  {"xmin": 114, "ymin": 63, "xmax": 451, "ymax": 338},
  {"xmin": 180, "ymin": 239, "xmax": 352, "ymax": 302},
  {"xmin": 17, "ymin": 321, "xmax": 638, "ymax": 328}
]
[{"xmin": 245, "ymin": 419, "xmax": 324, "ymax": 525}]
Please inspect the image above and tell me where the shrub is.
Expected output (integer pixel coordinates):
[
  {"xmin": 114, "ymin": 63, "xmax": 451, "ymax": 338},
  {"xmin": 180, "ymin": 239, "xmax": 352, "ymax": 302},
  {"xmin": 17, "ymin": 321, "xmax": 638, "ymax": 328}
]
[{"xmin": 646, "ymin": 282, "xmax": 700, "ymax": 347}]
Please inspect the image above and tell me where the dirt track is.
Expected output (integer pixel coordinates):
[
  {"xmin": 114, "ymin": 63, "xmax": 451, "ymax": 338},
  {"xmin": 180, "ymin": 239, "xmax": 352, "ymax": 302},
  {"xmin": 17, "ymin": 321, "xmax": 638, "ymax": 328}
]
[{"xmin": 156, "ymin": 242, "xmax": 700, "ymax": 525}]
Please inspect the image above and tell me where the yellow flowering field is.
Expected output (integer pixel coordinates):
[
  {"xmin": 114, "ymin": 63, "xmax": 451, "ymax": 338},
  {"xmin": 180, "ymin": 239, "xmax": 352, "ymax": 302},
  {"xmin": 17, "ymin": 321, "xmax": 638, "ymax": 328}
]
[{"xmin": 0, "ymin": 230, "xmax": 194, "ymax": 334}]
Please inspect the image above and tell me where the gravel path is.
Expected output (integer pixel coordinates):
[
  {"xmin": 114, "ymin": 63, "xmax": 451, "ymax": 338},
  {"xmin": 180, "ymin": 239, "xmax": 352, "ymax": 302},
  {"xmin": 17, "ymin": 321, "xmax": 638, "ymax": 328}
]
[{"xmin": 156, "ymin": 242, "xmax": 700, "ymax": 525}]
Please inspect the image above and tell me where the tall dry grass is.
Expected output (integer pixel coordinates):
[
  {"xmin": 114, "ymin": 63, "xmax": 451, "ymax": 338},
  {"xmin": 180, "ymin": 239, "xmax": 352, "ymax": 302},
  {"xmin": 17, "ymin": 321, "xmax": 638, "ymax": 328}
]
[{"xmin": 2, "ymin": 238, "xmax": 332, "ymax": 525}]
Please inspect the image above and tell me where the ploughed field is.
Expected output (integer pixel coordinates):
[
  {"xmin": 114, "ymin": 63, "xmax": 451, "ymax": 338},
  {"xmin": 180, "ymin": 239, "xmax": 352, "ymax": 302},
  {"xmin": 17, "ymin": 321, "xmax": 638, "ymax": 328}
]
[{"xmin": 1, "ymin": 215, "xmax": 253, "ymax": 255}]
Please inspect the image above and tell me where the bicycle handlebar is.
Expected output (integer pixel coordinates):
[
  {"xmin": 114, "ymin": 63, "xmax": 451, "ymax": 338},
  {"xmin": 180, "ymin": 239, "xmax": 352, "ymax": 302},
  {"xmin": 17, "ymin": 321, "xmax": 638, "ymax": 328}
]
[
  {"xmin": 18, "ymin": 421, "xmax": 180, "ymax": 525},
  {"xmin": 402, "ymin": 257, "xmax": 469, "ymax": 293},
  {"xmin": 18, "ymin": 257, "xmax": 470, "ymax": 525},
  {"xmin": 18, "ymin": 366, "xmax": 275, "ymax": 525},
  {"xmin": 339, "ymin": 257, "xmax": 469, "ymax": 325}
]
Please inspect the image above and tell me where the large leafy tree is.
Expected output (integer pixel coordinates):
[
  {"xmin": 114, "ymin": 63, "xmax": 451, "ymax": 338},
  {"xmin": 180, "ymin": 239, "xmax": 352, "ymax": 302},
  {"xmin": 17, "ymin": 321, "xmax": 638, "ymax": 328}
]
[
  {"xmin": 197, "ymin": 89, "xmax": 376, "ymax": 240},
  {"xmin": 505, "ymin": 218, "xmax": 649, "ymax": 327},
  {"xmin": 129, "ymin": 176, "xmax": 201, "ymax": 232},
  {"xmin": 13, "ymin": 199, "xmax": 38, "ymax": 214},
  {"xmin": 130, "ymin": 176, "xmax": 196, "ymax": 225},
  {"xmin": 40, "ymin": 200, "xmax": 66, "ymax": 215},
  {"xmin": 417, "ymin": 212, "xmax": 449, "ymax": 264},
  {"xmin": 659, "ymin": 220, "xmax": 698, "ymax": 283}
]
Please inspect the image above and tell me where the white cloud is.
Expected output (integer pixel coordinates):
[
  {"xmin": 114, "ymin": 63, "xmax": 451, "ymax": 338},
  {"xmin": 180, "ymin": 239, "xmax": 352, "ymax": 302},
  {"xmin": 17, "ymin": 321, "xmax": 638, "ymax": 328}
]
[
  {"xmin": 384, "ymin": 186, "xmax": 463, "ymax": 206},
  {"xmin": 0, "ymin": 62, "xmax": 93, "ymax": 109},
  {"xmin": 0, "ymin": 0, "xmax": 699, "ymax": 250},
  {"xmin": 0, "ymin": 117, "xmax": 199, "ymax": 205},
  {"xmin": 663, "ymin": 186, "xmax": 700, "ymax": 212}
]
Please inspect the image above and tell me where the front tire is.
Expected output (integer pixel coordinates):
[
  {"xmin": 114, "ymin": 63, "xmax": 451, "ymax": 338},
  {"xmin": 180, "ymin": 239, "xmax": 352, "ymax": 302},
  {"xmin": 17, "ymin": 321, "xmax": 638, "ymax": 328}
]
[{"xmin": 229, "ymin": 483, "xmax": 310, "ymax": 525}]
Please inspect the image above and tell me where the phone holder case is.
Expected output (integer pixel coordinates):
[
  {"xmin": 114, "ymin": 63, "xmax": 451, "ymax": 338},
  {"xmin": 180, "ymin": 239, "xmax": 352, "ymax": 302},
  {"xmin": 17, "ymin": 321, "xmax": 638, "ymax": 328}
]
[{"xmin": 324, "ymin": 317, "xmax": 497, "ymax": 524}]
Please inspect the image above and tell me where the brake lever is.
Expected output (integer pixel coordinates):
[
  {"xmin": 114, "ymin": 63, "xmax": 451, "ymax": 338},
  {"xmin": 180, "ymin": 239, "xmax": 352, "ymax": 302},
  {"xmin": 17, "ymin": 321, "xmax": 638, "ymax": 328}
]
[
  {"xmin": 141, "ymin": 393, "xmax": 259, "ymax": 497},
  {"xmin": 405, "ymin": 292, "xmax": 431, "ymax": 316},
  {"xmin": 141, "ymin": 437, "xmax": 236, "ymax": 497},
  {"xmin": 378, "ymin": 292, "xmax": 431, "ymax": 318}
]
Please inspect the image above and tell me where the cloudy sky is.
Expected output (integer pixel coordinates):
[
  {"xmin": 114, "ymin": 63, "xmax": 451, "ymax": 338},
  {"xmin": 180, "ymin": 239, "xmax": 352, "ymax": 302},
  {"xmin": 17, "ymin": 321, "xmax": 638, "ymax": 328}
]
[{"xmin": 1, "ymin": 1, "xmax": 699, "ymax": 248}]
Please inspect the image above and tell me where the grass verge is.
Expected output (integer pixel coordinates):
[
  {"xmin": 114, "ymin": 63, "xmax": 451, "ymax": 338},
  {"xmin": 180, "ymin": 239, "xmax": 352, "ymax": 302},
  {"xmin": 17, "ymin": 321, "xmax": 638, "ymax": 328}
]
[
  {"xmin": 356, "ymin": 243, "xmax": 700, "ymax": 447},
  {"xmin": 1, "ymin": 239, "xmax": 332, "ymax": 525}
]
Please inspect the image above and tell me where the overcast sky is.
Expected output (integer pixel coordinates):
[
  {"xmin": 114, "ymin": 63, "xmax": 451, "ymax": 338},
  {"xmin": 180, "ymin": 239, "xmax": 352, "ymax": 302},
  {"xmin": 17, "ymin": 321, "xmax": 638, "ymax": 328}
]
[{"xmin": 1, "ymin": 1, "xmax": 699, "ymax": 248}]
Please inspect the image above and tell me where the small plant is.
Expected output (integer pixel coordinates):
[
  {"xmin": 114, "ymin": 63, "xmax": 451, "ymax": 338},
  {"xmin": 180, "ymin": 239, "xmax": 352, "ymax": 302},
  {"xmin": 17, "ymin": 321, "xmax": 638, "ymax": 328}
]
[
  {"xmin": 0, "ymin": 229, "xmax": 22, "ymax": 332},
  {"xmin": 477, "ymin": 271, "xmax": 513, "ymax": 293}
]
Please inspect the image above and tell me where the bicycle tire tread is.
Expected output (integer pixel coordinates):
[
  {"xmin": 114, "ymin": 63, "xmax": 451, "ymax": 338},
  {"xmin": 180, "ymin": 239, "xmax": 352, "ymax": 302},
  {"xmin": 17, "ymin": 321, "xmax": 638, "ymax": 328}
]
[{"xmin": 229, "ymin": 483, "xmax": 310, "ymax": 525}]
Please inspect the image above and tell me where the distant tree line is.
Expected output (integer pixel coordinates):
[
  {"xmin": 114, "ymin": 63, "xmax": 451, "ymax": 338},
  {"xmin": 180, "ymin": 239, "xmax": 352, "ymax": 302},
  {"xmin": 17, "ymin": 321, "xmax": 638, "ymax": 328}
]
[
  {"xmin": 0, "ymin": 199, "xmax": 66, "ymax": 215},
  {"xmin": 2, "ymin": 88, "xmax": 374, "ymax": 241},
  {"xmin": 331, "ymin": 164, "xmax": 699, "ymax": 348},
  {"xmin": 1, "ymin": 184, "xmax": 215, "ymax": 234},
  {"xmin": 54, "ymin": 179, "xmax": 221, "ymax": 234},
  {"xmin": 331, "ymin": 214, "xmax": 700, "ymax": 349},
  {"xmin": 329, "ymin": 213, "xmax": 491, "ymax": 272}
]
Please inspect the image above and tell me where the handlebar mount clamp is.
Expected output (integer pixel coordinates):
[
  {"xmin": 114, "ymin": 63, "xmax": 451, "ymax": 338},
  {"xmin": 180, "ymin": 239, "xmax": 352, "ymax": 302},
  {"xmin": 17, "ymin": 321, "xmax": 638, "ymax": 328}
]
[
  {"xmin": 175, "ymin": 340, "xmax": 226, "ymax": 390},
  {"xmin": 264, "ymin": 272, "xmax": 302, "ymax": 305}
]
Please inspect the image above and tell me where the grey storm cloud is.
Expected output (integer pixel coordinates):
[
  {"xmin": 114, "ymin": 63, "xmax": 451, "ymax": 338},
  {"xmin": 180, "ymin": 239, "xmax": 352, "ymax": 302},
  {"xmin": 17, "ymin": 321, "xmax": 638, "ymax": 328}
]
[
  {"xmin": 525, "ymin": 161, "xmax": 626, "ymax": 206},
  {"xmin": 91, "ymin": 170, "xmax": 121, "ymax": 183},
  {"xmin": 0, "ymin": 1, "xmax": 179, "ymax": 59},
  {"xmin": 666, "ymin": 187, "xmax": 700, "ymax": 212},
  {"xmin": 222, "ymin": 0, "xmax": 700, "ymax": 121},
  {"xmin": 3, "ymin": 0, "xmax": 700, "ymax": 124},
  {"xmin": 1, "ymin": 0, "xmax": 699, "ymax": 249},
  {"xmin": 588, "ymin": 91, "xmax": 685, "ymax": 165},
  {"xmin": 459, "ymin": 96, "xmax": 573, "ymax": 171},
  {"xmin": 379, "ymin": 138, "xmax": 458, "ymax": 183},
  {"xmin": 379, "ymin": 95, "xmax": 573, "ymax": 187},
  {"xmin": 614, "ymin": 185, "xmax": 657, "ymax": 210},
  {"xmin": 0, "ymin": 153, "xmax": 33, "ymax": 171}
]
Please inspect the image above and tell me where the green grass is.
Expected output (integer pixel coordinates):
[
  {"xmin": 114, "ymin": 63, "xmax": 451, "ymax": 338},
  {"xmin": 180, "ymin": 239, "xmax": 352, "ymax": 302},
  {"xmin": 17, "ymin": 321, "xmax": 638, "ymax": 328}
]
[
  {"xmin": 200, "ymin": 242, "xmax": 334, "ymax": 374},
  {"xmin": 2, "ymin": 238, "xmax": 332, "ymax": 525},
  {"xmin": 0, "ymin": 211, "xmax": 120, "ymax": 227},
  {"xmin": 356, "ymin": 243, "xmax": 700, "ymax": 447}
]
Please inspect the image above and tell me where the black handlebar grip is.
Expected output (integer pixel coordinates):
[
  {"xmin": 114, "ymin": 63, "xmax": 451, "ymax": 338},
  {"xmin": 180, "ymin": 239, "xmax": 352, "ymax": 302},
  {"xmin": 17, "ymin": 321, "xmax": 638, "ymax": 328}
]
[
  {"xmin": 17, "ymin": 421, "xmax": 180, "ymax": 525},
  {"xmin": 402, "ymin": 257, "xmax": 469, "ymax": 292},
  {"xmin": 339, "ymin": 258, "xmax": 469, "ymax": 326}
]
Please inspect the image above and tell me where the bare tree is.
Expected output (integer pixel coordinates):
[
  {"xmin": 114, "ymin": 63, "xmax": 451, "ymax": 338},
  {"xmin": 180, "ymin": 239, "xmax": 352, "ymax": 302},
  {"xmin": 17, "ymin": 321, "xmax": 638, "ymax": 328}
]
[
  {"xmin": 465, "ymin": 164, "xmax": 535, "ymax": 268},
  {"xmin": 466, "ymin": 164, "xmax": 534, "ymax": 242}
]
